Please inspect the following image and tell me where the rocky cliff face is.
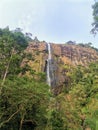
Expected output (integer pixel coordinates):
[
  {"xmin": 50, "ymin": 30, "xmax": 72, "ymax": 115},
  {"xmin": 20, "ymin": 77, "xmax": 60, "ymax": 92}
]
[
  {"xmin": 51, "ymin": 43, "xmax": 98, "ymax": 93},
  {"xmin": 22, "ymin": 41, "xmax": 47, "ymax": 73},
  {"xmin": 22, "ymin": 41, "xmax": 98, "ymax": 92},
  {"xmin": 52, "ymin": 43, "xmax": 98, "ymax": 66}
]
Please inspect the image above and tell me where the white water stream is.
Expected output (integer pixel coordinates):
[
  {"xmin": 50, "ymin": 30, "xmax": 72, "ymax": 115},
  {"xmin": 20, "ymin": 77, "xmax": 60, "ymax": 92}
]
[{"xmin": 47, "ymin": 43, "xmax": 51, "ymax": 86}]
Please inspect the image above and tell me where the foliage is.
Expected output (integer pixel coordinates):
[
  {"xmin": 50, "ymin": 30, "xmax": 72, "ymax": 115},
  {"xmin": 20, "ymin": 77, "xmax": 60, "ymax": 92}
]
[
  {"xmin": 78, "ymin": 43, "xmax": 92, "ymax": 48},
  {"xmin": 0, "ymin": 27, "xmax": 50, "ymax": 130},
  {"xmin": 56, "ymin": 61, "xmax": 98, "ymax": 130},
  {"xmin": 91, "ymin": 2, "xmax": 98, "ymax": 35},
  {"xmin": 0, "ymin": 77, "xmax": 49, "ymax": 130},
  {"xmin": 0, "ymin": 27, "xmax": 28, "ymax": 82}
]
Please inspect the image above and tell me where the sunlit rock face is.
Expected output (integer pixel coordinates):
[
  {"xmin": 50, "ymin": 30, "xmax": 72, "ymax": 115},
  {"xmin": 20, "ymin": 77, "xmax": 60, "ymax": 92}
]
[
  {"xmin": 51, "ymin": 43, "xmax": 98, "ymax": 92},
  {"xmin": 52, "ymin": 43, "xmax": 98, "ymax": 66},
  {"xmin": 22, "ymin": 41, "xmax": 98, "ymax": 93},
  {"xmin": 22, "ymin": 41, "xmax": 47, "ymax": 73}
]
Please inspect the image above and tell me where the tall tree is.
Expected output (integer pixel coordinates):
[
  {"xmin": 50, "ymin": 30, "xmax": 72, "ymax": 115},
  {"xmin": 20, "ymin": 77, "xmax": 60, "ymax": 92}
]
[
  {"xmin": 91, "ymin": 1, "xmax": 98, "ymax": 35},
  {"xmin": 0, "ymin": 27, "xmax": 28, "ymax": 92}
]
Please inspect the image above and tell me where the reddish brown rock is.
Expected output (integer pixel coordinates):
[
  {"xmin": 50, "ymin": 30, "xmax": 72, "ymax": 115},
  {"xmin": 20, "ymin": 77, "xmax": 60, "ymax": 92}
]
[{"xmin": 21, "ymin": 41, "xmax": 98, "ymax": 92}]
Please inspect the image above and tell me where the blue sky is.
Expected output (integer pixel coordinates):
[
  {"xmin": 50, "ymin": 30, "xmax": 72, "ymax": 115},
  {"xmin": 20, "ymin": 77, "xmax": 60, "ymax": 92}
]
[{"xmin": 0, "ymin": 0, "xmax": 98, "ymax": 48}]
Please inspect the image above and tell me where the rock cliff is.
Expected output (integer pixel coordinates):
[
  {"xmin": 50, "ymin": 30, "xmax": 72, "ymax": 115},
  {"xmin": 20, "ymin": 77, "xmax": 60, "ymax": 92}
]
[{"xmin": 22, "ymin": 41, "xmax": 98, "ymax": 92}]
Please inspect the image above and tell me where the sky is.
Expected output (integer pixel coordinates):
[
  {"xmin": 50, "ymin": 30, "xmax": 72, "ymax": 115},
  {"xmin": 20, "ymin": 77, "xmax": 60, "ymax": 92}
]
[{"xmin": 0, "ymin": 0, "xmax": 98, "ymax": 48}]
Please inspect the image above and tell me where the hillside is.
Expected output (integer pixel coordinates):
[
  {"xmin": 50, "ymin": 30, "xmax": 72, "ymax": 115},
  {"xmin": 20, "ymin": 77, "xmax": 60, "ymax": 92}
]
[
  {"xmin": 0, "ymin": 28, "xmax": 98, "ymax": 130},
  {"xmin": 23, "ymin": 41, "xmax": 98, "ymax": 93}
]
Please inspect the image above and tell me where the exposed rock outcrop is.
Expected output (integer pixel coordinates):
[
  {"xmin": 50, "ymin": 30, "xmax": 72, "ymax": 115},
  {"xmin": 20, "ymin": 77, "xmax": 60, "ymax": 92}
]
[
  {"xmin": 50, "ymin": 43, "xmax": 98, "ymax": 92},
  {"xmin": 22, "ymin": 41, "xmax": 48, "ymax": 73},
  {"xmin": 52, "ymin": 43, "xmax": 98, "ymax": 66},
  {"xmin": 22, "ymin": 41, "xmax": 98, "ymax": 93}
]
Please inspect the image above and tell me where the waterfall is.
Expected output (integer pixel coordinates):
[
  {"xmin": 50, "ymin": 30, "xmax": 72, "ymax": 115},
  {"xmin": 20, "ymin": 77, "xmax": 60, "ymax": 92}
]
[{"xmin": 47, "ymin": 43, "xmax": 51, "ymax": 86}]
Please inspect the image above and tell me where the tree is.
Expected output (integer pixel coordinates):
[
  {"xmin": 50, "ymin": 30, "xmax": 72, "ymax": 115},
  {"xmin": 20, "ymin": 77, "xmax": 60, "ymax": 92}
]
[
  {"xmin": 0, "ymin": 28, "xmax": 28, "ymax": 88},
  {"xmin": 91, "ymin": 1, "xmax": 98, "ymax": 35},
  {"xmin": 0, "ymin": 77, "xmax": 49, "ymax": 130}
]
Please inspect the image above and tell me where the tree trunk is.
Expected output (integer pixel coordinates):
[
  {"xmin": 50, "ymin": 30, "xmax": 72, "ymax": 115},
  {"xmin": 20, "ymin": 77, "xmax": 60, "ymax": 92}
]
[
  {"xmin": 0, "ymin": 49, "xmax": 14, "ymax": 94},
  {"xmin": 1, "ymin": 49, "xmax": 14, "ymax": 85},
  {"xmin": 19, "ymin": 115, "xmax": 24, "ymax": 130},
  {"xmin": 0, "ymin": 109, "xmax": 19, "ymax": 128}
]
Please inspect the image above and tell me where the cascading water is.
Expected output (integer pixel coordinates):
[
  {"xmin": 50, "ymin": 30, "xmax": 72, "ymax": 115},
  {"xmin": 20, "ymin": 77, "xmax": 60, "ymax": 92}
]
[{"xmin": 47, "ymin": 43, "xmax": 51, "ymax": 86}]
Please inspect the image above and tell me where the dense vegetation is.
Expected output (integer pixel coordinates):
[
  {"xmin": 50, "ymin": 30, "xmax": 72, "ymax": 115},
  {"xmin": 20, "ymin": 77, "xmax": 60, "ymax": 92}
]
[
  {"xmin": 0, "ymin": 27, "xmax": 98, "ymax": 130},
  {"xmin": 0, "ymin": 28, "xmax": 50, "ymax": 130},
  {"xmin": 54, "ymin": 63, "xmax": 98, "ymax": 130}
]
